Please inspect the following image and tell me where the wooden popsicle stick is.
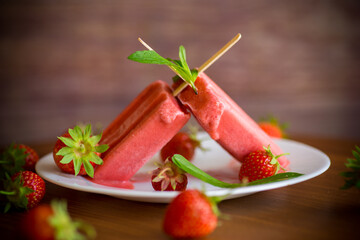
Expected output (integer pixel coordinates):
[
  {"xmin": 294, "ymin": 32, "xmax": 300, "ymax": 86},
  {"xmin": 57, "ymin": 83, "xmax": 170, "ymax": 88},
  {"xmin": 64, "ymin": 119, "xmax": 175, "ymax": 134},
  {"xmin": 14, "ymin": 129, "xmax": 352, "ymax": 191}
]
[
  {"xmin": 138, "ymin": 37, "xmax": 153, "ymax": 51},
  {"xmin": 172, "ymin": 33, "xmax": 241, "ymax": 96}
]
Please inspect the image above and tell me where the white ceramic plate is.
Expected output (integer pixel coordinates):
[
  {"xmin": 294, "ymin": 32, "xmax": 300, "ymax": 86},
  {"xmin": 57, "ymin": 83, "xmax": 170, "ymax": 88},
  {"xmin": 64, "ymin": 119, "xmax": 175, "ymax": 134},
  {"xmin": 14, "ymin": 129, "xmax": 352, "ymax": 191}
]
[{"xmin": 36, "ymin": 134, "xmax": 330, "ymax": 203}]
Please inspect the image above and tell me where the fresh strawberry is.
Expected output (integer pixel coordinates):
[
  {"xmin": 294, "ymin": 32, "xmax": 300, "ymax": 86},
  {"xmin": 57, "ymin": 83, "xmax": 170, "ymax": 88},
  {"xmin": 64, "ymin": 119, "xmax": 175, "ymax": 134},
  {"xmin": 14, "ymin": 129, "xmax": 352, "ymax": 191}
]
[
  {"xmin": 16, "ymin": 144, "xmax": 39, "ymax": 172},
  {"xmin": 0, "ymin": 144, "xmax": 39, "ymax": 178},
  {"xmin": 239, "ymin": 145, "xmax": 288, "ymax": 182},
  {"xmin": 258, "ymin": 116, "xmax": 287, "ymax": 138},
  {"xmin": 151, "ymin": 159, "xmax": 188, "ymax": 191},
  {"xmin": 21, "ymin": 199, "xmax": 96, "ymax": 240},
  {"xmin": 163, "ymin": 189, "xmax": 220, "ymax": 238},
  {"xmin": 53, "ymin": 124, "xmax": 109, "ymax": 177},
  {"xmin": 0, "ymin": 171, "xmax": 45, "ymax": 212},
  {"xmin": 160, "ymin": 132, "xmax": 200, "ymax": 161}
]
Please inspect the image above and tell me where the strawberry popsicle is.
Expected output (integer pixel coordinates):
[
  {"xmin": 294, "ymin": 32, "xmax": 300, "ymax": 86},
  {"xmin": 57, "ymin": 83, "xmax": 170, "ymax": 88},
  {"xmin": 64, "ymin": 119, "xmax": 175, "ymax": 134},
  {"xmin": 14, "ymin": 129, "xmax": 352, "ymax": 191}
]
[
  {"xmin": 174, "ymin": 72, "xmax": 289, "ymax": 168},
  {"xmin": 92, "ymin": 80, "xmax": 190, "ymax": 187}
]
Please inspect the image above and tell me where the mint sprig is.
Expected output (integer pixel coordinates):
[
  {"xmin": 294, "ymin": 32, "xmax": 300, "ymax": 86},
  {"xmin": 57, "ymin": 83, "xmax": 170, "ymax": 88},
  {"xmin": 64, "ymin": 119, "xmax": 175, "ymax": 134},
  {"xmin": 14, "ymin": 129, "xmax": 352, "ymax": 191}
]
[
  {"xmin": 171, "ymin": 154, "xmax": 303, "ymax": 188},
  {"xmin": 128, "ymin": 46, "xmax": 199, "ymax": 94}
]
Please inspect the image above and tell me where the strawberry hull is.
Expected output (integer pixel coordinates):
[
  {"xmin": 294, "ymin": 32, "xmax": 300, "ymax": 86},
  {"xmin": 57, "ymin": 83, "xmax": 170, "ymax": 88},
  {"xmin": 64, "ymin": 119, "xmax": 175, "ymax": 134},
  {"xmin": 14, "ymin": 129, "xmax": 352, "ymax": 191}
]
[
  {"xmin": 174, "ymin": 73, "xmax": 289, "ymax": 168},
  {"xmin": 93, "ymin": 80, "xmax": 190, "ymax": 187}
]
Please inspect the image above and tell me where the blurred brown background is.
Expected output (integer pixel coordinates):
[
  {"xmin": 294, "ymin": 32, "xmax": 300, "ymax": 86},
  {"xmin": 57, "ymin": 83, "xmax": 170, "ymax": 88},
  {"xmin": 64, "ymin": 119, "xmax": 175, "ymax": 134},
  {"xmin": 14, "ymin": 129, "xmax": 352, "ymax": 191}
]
[{"xmin": 0, "ymin": 0, "xmax": 359, "ymax": 145}]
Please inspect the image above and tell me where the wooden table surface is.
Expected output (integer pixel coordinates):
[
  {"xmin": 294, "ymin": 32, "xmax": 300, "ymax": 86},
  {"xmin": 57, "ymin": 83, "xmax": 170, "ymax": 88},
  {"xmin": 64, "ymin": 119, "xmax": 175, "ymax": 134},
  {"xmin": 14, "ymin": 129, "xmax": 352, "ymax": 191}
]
[{"xmin": 1, "ymin": 136, "xmax": 360, "ymax": 240}]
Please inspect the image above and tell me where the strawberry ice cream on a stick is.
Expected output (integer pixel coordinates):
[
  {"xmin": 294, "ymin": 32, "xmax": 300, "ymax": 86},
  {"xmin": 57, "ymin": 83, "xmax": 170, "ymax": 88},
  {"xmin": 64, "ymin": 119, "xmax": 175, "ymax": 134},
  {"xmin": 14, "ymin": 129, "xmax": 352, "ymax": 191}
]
[
  {"xmin": 170, "ymin": 34, "xmax": 289, "ymax": 168},
  {"xmin": 92, "ymin": 80, "xmax": 190, "ymax": 187},
  {"xmin": 173, "ymin": 72, "xmax": 289, "ymax": 168},
  {"xmin": 136, "ymin": 34, "xmax": 289, "ymax": 168}
]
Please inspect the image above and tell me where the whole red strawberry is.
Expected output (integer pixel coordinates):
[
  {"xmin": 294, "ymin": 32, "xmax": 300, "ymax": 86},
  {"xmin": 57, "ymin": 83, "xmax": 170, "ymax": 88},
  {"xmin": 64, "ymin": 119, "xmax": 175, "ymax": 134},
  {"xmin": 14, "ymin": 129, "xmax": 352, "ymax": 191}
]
[
  {"xmin": 258, "ymin": 116, "xmax": 287, "ymax": 138},
  {"xmin": 163, "ymin": 189, "xmax": 219, "ymax": 238},
  {"xmin": 160, "ymin": 132, "xmax": 200, "ymax": 161},
  {"xmin": 239, "ymin": 145, "xmax": 287, "ymax": 182},
  {"xmin": 0, "ymin": 144, "xmax": 39, "ymax": 177},
  {"xmin": 21, "ymin": 199, "xmax": 96, "ymax": 240},
  {"xmin": 151, "ymin": 159, "xmax": 188, "ymax": 191},
  {"xmin": 53, "ymin": 124, "xmax": 109, "ymax": 177},
  {"xmin": 0, "ymin": 171, "xmax": 45, "ymax": 212},
  {"xmin": 16, "ymin": 144, "xmax": 39, "ymax": 171}
]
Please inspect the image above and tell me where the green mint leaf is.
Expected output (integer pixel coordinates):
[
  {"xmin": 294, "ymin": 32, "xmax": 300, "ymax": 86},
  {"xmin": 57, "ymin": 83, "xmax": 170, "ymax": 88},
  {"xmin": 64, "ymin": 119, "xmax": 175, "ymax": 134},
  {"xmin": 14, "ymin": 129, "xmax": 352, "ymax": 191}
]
[
  {"xmin": 247, "ymin": 172, "xmax": 304, "ymax": 186},
  {"xmin": 172, "ymin": 154, "xmax": 243, "ymax": 188},
  {"xmin": 128, "ymin": 50, "xmax": 175, "ymax": 66},
  {"xmin": 167, "ymin": 58, "xmax": 182, "ymax": 67},
  {"xmin": 179, "ymin": 46, "xmax": 191, "ymax": 75},
  {"xmin": 128, "ymin": 46, "xmax": 198, "ymax": 93},
  {"xmin": 172, "ymin": 154, "xmax": 303, "ymax": 188}
]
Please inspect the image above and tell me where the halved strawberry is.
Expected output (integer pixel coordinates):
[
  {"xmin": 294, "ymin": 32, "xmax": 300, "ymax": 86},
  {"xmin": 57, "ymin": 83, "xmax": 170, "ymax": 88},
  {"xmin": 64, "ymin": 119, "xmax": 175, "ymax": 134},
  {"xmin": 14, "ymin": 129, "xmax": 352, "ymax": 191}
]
[
  {"xmin": 53, "ymin": 124, "xmax": 109, "ymax": 178},
  {"xmin": 151, "ymin": 159, "xmax": 188, "ymax": 191}
]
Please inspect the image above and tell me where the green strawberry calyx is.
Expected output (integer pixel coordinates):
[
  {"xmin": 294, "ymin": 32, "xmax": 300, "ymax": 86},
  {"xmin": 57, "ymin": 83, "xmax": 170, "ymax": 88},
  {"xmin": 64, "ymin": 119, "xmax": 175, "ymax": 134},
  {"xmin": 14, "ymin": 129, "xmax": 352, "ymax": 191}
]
[
  {"xmin": 49, "ymin": 199, "xmax": 96, "ymax": 240},
  {"xmin": 0, "ymin": 172, "xmax": 34, "ymax": 212},
  {"xmin": 187, "ymin": 124, "xmax": 209, "ymax": 152},
  {"xmin": 56, "ymin": 124, "xmax": 109, "ymax": 178},
  {"xmin": 263, "ymin": 145, "xmax": 289, "ymax": 174},
  {"xmin": 0, "ymin": 144, "xmax": 27, "ymax": 178},
  {"xmin": 152, "ymin": 159, "xmax": 187, "ymax": 191}
]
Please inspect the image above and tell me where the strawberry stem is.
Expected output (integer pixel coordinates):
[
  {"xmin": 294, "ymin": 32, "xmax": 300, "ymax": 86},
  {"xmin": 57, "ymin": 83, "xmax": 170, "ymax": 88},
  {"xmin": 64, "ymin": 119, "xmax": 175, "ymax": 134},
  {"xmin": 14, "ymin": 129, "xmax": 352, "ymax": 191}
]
[{"xmin": 0, "ymin": 190, "xmax": 16, "ymax": 195}]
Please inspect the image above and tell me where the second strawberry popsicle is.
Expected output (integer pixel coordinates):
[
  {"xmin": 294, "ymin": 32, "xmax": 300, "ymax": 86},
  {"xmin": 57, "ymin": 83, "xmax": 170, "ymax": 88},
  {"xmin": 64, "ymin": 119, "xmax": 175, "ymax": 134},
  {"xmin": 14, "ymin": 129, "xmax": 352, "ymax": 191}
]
[
  {"xmin": 174, "ymin": 72, "xmax": 289, "ymax": 168},
  {"xmin": 92, "ymin": 80, "xmax": 190, "ymax": 187}
]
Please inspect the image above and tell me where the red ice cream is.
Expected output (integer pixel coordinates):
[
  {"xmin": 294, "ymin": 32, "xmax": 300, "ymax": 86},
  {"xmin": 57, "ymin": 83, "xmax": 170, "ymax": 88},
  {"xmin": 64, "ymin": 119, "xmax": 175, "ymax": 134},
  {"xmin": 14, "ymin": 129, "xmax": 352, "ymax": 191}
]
[
  {"xmin": 174, "ymin": 72, "xmax": 289, "ymax": 168},
  {"xmin": 92, "ymin": 80, "xmax": 190, "ymax": 187}
]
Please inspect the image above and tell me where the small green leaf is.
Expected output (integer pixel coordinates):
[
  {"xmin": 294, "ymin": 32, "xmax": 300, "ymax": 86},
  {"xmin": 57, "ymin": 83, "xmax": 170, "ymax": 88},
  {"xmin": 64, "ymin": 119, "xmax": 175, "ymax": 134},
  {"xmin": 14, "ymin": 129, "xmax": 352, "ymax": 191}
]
[
  {"xmin": 73, "ymin": 158, "xmax": 82, "ymax": 176},
  {"xmin": 83, "ymin": 124, "xmax": 92, "ymax": 139},
  {"xmin": 56, "ymin": 147, "xmax": 73, "ymax": 156},
  {"xmin": 59, "ymin": 154, "xmax": 75, "ymax": 164},
  {"xmin": 88, "ymin": 134, "xmax": 102, "ymax": 146},
  {"xmin": 58, "ymin": 136, "xmax": 76, "ymax": 148},
  {"xmin": 83, "ymin": 160, "xmax": 94, "ymax": 178},
  {"xmin": 68, "ymin": 128, "xmax": 81, "ymax": 142},
  {"xmin": 95, "ymin": 144, "xmax": 109, "ymax": 153},
  {"xmin": 88, "ymin": 153, "xmax": 103, "ymax": 165}
]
